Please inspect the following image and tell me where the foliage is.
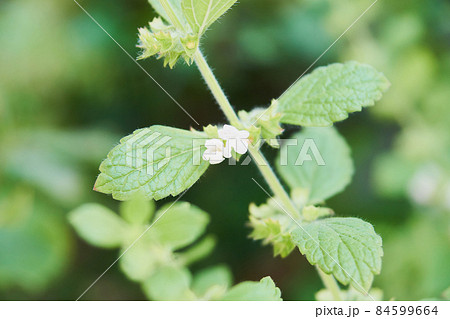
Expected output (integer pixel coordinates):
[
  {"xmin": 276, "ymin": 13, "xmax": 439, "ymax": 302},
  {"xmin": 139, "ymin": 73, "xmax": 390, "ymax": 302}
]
[
  {"xmin": 292, "ymin": 217, "xmax": 382, "ymax": 293},
  {"xmin": 321, "ymin": 0, "xmax": 450, "ymax": 300},
  {"xmin": 88, "ymin": 0, "xmax": 388, "ymax": 301},
  {"xmin": 1, "ymin": 0, "xmax": 447, "ymax": 301},
  {"xmin": 138, "ymin": 0, "xmax": 238, "ymax": 67},
  {"xmin": 69, "ymin": 199, "xmax": 282, "ymax": 300},
  {"xmin": 94, "ymin": 126, "xmax": 209, "ymax": 200},
  {"xmin": 277, "ymin": 62, "xmax": 390, "ymax": 127},
  {"xmin": 0, "ymin": 189, "xmax": 72, "ymax": 293},
  {"xmin": 276, "ymin": 127, "xmax": 354, "ymax": 204}
]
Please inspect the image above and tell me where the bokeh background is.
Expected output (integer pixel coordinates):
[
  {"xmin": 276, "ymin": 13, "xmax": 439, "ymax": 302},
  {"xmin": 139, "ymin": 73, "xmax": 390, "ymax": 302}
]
[{"xmin": 1, "ymin": 0, "xmax": 449, "ymax": 300}]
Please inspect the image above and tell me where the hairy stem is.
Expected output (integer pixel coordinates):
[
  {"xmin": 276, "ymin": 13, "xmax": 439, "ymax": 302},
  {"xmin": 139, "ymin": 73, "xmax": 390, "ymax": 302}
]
[
  {"xmin": 317, "ymin": 267, "xmax": 343, "ymax": 301},
  {"xmin": 194, "ymin": 49, "xmax": 301, "ymax": 220},
  {"xmin": 194, "ymin": 49, "xmax": 344, "ymax": 299},
  {"xmin": 194, "ymin": 51, "xmax": 241, "ymax": 127},
  {"xmin": 157, "ymin": 2, "xmax": 343, "ymax": 301},
  {"xmin": 248, "ymin": 145, "xmax": 301, "ymax": 219}
]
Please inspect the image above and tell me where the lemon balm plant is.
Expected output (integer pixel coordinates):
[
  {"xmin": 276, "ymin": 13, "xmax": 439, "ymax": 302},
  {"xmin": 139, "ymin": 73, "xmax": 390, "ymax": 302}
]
[
  {"xmin": 70, "ymin": 198, "xmax": 282, "ymax": 300},
  {"xmin": 70, "ymin": 0, "xmax": 390, "ymax": 300}
]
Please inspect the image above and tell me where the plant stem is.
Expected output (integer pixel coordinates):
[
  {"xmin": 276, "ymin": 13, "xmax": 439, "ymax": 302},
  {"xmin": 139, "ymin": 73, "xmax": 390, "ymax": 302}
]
[
  {"xmin": 194, "ymin": 49, "xmax": 342, "ymax": 299},
  {"xmin": 194, "ymin": 50, "xmax": 300, "ymax": 220},
  {"xmin": 194, "ymin": 51, "xmax": 241, "ymax": 127},
  {"xmin": 158, "ymin": 1, "xmax": 343, "ymax": 300},
  {"xmin": 317, "ymin": 267, "xmax": 343, "ymax": 301},
  {"xmin": 248, "ymin": 145, "xmax": 301, "ymax": 219}
]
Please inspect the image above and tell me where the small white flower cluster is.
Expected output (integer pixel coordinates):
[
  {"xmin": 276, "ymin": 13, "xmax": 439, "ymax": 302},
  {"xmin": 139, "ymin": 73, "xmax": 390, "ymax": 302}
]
[{"xmin": 202, "ymin": 125, "xmax": 250, "ymax": 164}]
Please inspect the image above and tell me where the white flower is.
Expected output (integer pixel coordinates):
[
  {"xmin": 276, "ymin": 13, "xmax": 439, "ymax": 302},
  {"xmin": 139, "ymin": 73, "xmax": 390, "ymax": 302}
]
[
  {"xmin": 202, "ymin": 139, "xmax": 226, "ymax": 164},
  {"xmin": 202, "ymin": 125, "xmax": 250, "ymax": 164},
  {"xmin": 218, "ymin": 124, "xmax": 250, "ymax": 158}
]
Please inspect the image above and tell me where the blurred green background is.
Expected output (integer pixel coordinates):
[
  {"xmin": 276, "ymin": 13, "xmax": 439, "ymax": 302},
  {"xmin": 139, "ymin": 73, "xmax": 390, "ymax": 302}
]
[{"xmin": 0, "ymin": 0, "xmax": 449, "ymax": 300}]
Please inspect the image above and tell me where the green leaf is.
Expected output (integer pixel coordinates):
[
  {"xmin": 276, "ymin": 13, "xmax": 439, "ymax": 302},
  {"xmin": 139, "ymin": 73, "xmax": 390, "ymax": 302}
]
[
  {"xmin": 119, "ymin": 239, "xmax": 160, "ymax": 281},
  {"xmin": 120, "ymin": 196, "xmax": 155, "ymax": 225},
  {"xmin": 182, "ymin": 0, "xmax": 238, "ymax": 35},
  {"xmin": 69, "ymin": 204, "xmax": 126, "ymax": 249},
  {"xmin": 0, "ymin": 197, "xmax": 71, "ymax": 293},
  {"xmin": 178, "ymin": 235, "xmax": 216, "ymax": 265},
  {"xmin": 277, "ymin": 62, "xmax": 390, "ymax": 126},
  {"xmin": 276, "ymin": 127, "xmax": 354, "ymax": 204},
  {"xmin": 148, "ymin": 202, "xmax": 209, "ymax": 250},
  {"xmin": 148, "ymin": 0, "xmax": 184, "ymax": 24},
  {"xmin": 221, "ymin": 277, "xmax": 282, "ymax": 301},
  {"xmin": 94, "ymin": 126, "xmax": 209, "ymax": 201},
  {"xmin": 291, "ymin": 217, "xmax": 383, "ymax": 293},
  {"xmin": 192, "ymin": 265, "xmax": 232, "ymax": 297},
  {"xmin": 119, "ymin": 202, "xmax": 209, "ymax": 280},
  {"xmin": 142, "ymin": 266, "xmax": 194, "ymax": 300}
]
